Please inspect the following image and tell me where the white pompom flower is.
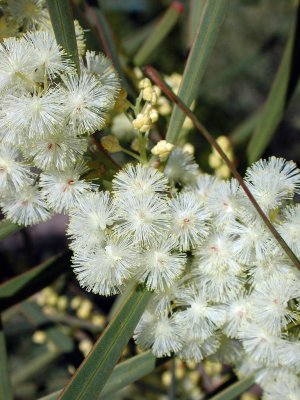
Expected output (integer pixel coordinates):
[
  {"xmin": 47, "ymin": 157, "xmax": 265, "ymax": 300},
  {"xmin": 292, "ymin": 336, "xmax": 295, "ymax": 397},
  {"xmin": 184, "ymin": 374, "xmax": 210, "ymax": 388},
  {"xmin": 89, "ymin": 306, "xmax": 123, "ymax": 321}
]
[
  {"xmin": 0, "ymin": 37, "xmax": 38, "ymax": 91},
  {"xmin": 164, "ymin": 148, "xmax": 199, "ymax": 185},
  {"xmin": 207, "ymin": 178, "xmax": 241, "ymax": 225},
  {"xmin": 244, "ymin": 157, "xmax": 300, "ymax": 213},
  {"xmin": 134, "ymin": 311, "xmax": 183, "ymax": 358},
  {"xmin": 136, "ymin": 237, "xmax": 186, "ymax": 291},
  {"xmin": 277, "ymin": 204, "xmax": 300, "ymax": 258},
  {"xmin": 62, "ymin": 70, "xmax": 114, "ymax": 135},
  {"xmin": 229, "ymin": 217, "xmax": 275, "ymax": 265},
  {"xmin": 2, "ymin": 88, "xmax": 66, "ymax": 139},
  {"xmin": 0, "ymin": 145, "xmax": 33, "ymax": 191},
  {"xmin": 186, "ymin": 173, "xmax": 218, "ymax": 205},
  {"xmin": 24, "ymin": 31, "xmax": 74, "ymax": 79},
  {"xmin": 114, "ymin": 194, "xmax": 171, "ymax": 245},
  {"xmin": 40, "ymin": 162, "xmax": 95, "ymax": 213},
  {"xmin": 193, "ymin": 232, "xmax": 242, "ymax": 276},
  {"xmin": 179, "ymin": 334, "xmax": 220, "ymax": 362},
  {"xmin": 72, "ymin": 235, "xmax": 138, "ymax": 296},
  {"xmin": 169, "ymin": 192, "xmax": 210, "ymax": 251},
  {"xmin": 238, "ymin": 323, "xmax": 281, "ymax": 366},
  {"xmin": 112, "ymin": 163, "xmax": 168, "ymax": 199},
  {"xmin": 223, "ymin": 294, "xmax": 253, "ymax": 338},
  {"xmin": 23, "ymin": 129, "xmax": 88, "ymax": 171},
  {"xmin": 174, "ymin": 286, "xmax": 226, "ymax": 341},
  {"xmin": 1, "ymin": 184, "xmax": 50, "ymax": 226},
  {"xmin": 84, "ymin": 51, "xmax": 120, "ymax": 99},
  {"xmin": 68, "ymin": 191, "xmax": 115, "ymax": 253},
  {"xmin": 250, "ymin": 274, "xmax": 300, "ymax": 335}
]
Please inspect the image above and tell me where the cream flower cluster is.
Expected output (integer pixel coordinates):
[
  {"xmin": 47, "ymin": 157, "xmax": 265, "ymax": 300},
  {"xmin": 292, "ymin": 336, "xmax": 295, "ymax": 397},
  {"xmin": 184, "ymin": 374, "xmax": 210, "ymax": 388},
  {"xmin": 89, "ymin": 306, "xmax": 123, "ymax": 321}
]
[
  {"xmin": 0, "ymin": 29, "xmax": 119, "ymax": 225},
  {"xmin": 68, "ymin": 157, "xmax": 300, "ymax": 399}
]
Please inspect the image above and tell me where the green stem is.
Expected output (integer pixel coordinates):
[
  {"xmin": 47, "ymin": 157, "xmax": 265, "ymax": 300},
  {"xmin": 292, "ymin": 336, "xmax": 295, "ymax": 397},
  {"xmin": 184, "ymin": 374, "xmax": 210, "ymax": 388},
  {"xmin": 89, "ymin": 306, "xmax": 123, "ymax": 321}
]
[{"xmin": 120, "ymin": 147, "xmax": 142, "ymax": 162}]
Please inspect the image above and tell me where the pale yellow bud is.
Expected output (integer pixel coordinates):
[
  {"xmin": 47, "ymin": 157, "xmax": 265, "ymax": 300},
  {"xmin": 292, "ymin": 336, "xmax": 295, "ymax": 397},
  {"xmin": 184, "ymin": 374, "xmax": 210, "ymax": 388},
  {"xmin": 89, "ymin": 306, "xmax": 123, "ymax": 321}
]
[
  {"xmin": 189, "ymin": 371, "xmax": 200, "ymax": 384},
  {"xmin": 132, "ymin": 113, "xmax": 152, "ymax": 132},
  {"xmin": 149, "ymin": 108, "xmax": 159, "ymax": 123},
  {"xmin": 101, "ymin": 135, "xmax": 122, "ymax": 153},
  {"xmin": 131, "ymin": 137, "xmax": 139, "ymax": 152},
  {"xmin": 157, "ymin": 96, "xmax": 172, "ymax": 115},
  {"xmin": 134, "ymin": 67, "xmax": 143, "ymax": 80},
  {"xmin": 151, "ymin": 140, "xmax": 174, "ymax": 161},
  {"xmin": 183, "ymin": 143, "xmax": 195, "ymax": 155},
  {"xmin": 142, "ymin": 86, "xmax": 154, "ymax": 102},
  {"xmin": 47, "ymin": 292, "xmax": 58, "ymax": 307},
  {"xmin": 204, "ymin": 360, "xmax": 222, "ymax": 375},
  {"xmin": 57, "ymin": 296, "xmax": 68, "ymax": 311},
  {"xmin": 79, "ymin": 339, "xmax": 93, "ymax": 356},
  {"xmin": 183, "ymin": 116, "xmax": 193, "ymax": 130},
  {"xmin": 216, "ymin": 135, "xmax": 231, "ymax": 151},
  {"xmin": 70, "ymin": 296, "xmax": 82, "ymax": 310},
  {"xmin": 165, "ymin": 72, "xmax": 182, "ymax": 94},
  {"xmin": 162, "ymin": 371, "xmax": 172, "ymax": 386},
  {"xmin": 76, "ymin": 299, "xmax": 93, "ymax": 320},
  {"xmin": 216, "ymin": 164, "xmax": 231, "ymax": 178},
  {"xmin": 68, "ymin": 365, "xmax": 76, "ymax": 375},
  {"xmin": 32, "ymin": 330, "xmax": 47, "ymax": 344},
  {"xmin": 241, "ymin": 394, "xmax": 258, "ymax": 400},
  {"xmin": 138, "ymin": 78, "xmax": 151, "ymax": 89},
  {"xmin": 153, "ymin": 85, "xmax": 161, "ymax": 97},
  {"xmin": 208, "ymin": 153, "xmax": 222, "ymax": 169},
  {"xmin": 91, "ymin": 314, "xmax": 105, "ymax": 327}
]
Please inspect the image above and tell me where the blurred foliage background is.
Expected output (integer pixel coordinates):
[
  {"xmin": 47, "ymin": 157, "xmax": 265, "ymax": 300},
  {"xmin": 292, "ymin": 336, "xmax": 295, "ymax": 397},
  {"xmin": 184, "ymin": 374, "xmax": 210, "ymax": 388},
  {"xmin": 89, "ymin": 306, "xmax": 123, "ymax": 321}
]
[{"xmin": 1, "ymin": 0, "xmax": 299, "ymax": 399}]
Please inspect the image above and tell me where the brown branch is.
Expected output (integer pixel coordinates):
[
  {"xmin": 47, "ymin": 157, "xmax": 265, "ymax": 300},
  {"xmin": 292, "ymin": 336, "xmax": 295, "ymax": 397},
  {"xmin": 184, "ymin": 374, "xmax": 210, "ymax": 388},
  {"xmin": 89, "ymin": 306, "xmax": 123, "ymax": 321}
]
[{"xmin": 143, "ymin": 65, "xmax": 300, "ymax": 270}]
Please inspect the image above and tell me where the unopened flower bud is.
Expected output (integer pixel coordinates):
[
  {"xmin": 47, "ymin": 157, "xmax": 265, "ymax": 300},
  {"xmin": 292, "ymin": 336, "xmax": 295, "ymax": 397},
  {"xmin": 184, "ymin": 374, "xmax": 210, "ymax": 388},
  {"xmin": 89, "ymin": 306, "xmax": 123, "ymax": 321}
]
[
  {"xmin": 101, "ymin": 135, "xmax": 122, "ymax": 153},
  {"xmin": 32, "ymin": 330, "xmax": 47, "ymax": 344},
  {"xmin": 132, "ymin": 113, "xmax": 152, "ymax": 132},
  {"xmin": 138, "ymin": 78, "xmax": 151, "ymax": 89},
  {"xmin": 151, "ymin": 140, "xmax": 174, "ymax": 161},
  {"xmin": 149, "ymin": 108, "xmax": 159, "ymax": 123}
]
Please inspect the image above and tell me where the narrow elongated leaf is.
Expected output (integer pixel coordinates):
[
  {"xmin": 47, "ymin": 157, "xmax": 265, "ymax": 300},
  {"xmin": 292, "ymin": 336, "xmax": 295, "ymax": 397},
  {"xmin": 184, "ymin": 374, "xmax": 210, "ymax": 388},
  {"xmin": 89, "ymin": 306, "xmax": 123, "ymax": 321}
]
[
  {"xmin": 59, "ymin": 285, "xmax": 152, "ymax": 400},
  {"xmin": 133, "ymin": 1, "xmax": 184, "ymax": 66},
  {"xmin": 210, "ymin": 376, "xmax": 255, "ymax": 400},
  {"xmin": 0, "ymin": 219, "xmax": 21, "ymax": 240},
  {"xmin": 38, "ymin": 351, "xmax": 157, "ymax": 400},
  {"xmin": 0, "ymin": 315, "xmax": 13, "ymax": 400},
  {"xmin": 20, "ymin": 302, "xmax": 74, "ymax": 353},
  {"xmin": 166, "ymin": 0, "xmax": 228, "ymax": 144},
  {"xmin": 247, "ymin": 3, "xmax": 300, "ymax": 163},
  {"xmin": 0, "ymin": 252, "xmax": 70, "ymax": 312},
  {"xmin": 187, "ymin": 0, "xmax": 205, "ymax": 48},
  {"xmin": 101, "ymin": 351, "xmax": 156, "ymax": 397},
  {"xmin": 46, "ymin": 0, "xmax": 80, "ymax": 71}
]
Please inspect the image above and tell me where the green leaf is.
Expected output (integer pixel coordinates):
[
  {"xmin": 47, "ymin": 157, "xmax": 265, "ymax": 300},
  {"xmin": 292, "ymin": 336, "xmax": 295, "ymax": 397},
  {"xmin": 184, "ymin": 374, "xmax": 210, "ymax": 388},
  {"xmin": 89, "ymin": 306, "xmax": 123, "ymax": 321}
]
[
  {"xmin": 187, "ymin": 0, "xmax": 205, "ymax": 48},
  {"xmin": 247, "ymin": 3, "xmax": 300, "ymax": 163},
  {"xmin": 59, "ymin": 285, "xmax": 152, "ymax": 400},
  {"xmin": 209, "ymin": 376, "xmax": 255, "ymax": 400},
  {"xmin": 19, "ymin": 302, "xmax": 74, "ymax": 353},
  {"xmin": 133, "ymin": 2, "xmax": 184, "ymax": 66},
  {"xmin": 0, "ymin": 315, "xmax": 13, "ymax": 400},
  {"xmin": 166, "ymin": 0, "xmax": 228, "ymax": 144},
  {"xmin": 38, "ymin": 351, "xmax": 157, "ymax": 400},
  {"xmin": 101, "ymin": 351, "xmax": 156, "ymax": 398},
  {"xmin": 0, "ymin": 252, "xmax": 70, "ymax": 312},
  {"xmin": 46, "ymin": 0, "xmax": 80, "ymax": 72},
  {"xmin": 0, "ymin": 219, "xmax": 21, "ymax": 240}
]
